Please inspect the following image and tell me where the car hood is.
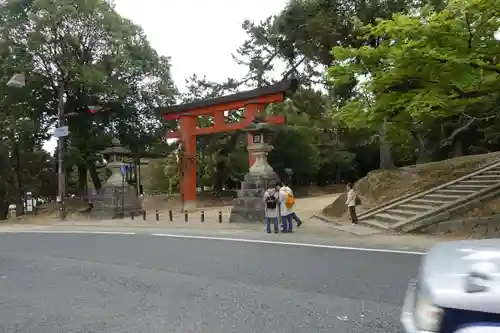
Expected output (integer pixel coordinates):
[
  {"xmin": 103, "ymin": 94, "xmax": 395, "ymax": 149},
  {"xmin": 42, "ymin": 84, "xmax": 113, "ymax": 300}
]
[{"xmin": 422, "ymin": 239, "xmax": 500, "ymax": 313}]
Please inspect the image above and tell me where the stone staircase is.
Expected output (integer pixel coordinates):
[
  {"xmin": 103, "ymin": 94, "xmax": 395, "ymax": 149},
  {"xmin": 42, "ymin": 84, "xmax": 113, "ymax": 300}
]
[{"xmin": 358, "ymin": 159, "xmax": 500, "ymax": 232}]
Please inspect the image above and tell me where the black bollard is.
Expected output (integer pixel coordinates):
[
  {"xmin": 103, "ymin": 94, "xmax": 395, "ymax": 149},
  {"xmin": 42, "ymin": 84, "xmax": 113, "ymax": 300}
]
[
  {"xmin": 184, "ymin": 211, "xmax": 188, "ymax": 222},
  {"xmin": 156, "ymin": 210, "xmax": 159, "ymax": 221},
  {"xmin": 218, "ymin": 211, "xmax": 222, "ymax": 223},
  {"xmin": 131, "ymin": 212, "xmax": 134, "ymax": 220},
  {"xmin": 201, "ymin": 211, "xmax": 204, "ymax": 223},
  {"xmin": 143, "ymin": 210, "xmax": 146, "ymax": 220},
  {"xmin": 169, "ymin": 210, "xmax": 173, "ymax": 222}
]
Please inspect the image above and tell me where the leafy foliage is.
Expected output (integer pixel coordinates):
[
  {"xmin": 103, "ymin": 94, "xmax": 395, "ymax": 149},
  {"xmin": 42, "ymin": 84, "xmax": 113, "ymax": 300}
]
[{"xmin": 328, "ymin": 0, "xmax": 500, "ymax": 161}]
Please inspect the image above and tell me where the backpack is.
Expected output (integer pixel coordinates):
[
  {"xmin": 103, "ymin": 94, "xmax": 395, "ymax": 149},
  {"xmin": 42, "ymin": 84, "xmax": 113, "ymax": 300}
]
[
  {"xmin": 285, "ymin": 191, "xmax": 296, "ymax": 209},
  {"xmin": 265, "ymin": 190, "xmax": 278, "ymax": 209},
  {"xmin": 355, "ymin": 196, "xmax": 362, "ymax": 206}
]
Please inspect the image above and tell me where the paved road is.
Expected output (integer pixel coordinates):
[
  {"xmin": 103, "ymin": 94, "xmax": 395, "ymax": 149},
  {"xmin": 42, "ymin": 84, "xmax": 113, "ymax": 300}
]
[{"xmin": 0, "ymin": 233, "xmax": 420, "ymax": 332}]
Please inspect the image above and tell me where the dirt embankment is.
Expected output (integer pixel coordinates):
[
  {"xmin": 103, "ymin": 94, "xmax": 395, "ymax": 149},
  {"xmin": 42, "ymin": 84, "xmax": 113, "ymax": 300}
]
[
  {"xmin": 322, "ymin": 152, "xmax": 500, "ymax": 220},
  {"xmin": 450, "ymin": 196, "xmax": 500, "ymax": 219}
]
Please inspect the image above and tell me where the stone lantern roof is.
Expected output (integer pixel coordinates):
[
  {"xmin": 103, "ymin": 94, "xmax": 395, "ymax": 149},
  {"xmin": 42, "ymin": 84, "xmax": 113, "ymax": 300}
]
[
  {"xmin": 101, "ymin": 138, "xmax": 131, "ymax": 156},
  {"xmin": 241, "ymin": 112, "xmax": 278, "ymax": 134}
]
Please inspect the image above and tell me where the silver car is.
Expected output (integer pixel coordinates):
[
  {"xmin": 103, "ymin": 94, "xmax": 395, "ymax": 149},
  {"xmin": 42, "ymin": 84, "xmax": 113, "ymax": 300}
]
[{"xmin": 401, "ymin": 239, "xmax": 500, "ymax": 333}]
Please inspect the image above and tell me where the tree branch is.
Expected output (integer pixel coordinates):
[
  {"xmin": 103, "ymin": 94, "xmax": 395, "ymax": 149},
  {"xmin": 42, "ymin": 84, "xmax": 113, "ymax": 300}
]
[
  {"xmin": 440, "ymin": 117, "xmax": 476, "ymax": 148},
  {"xmin": 465, "ymin": 12, "xmax": 473, "ymax": 49},
  {"xmin": 432, "ymin": 55, "xmax": 500, "ymax": 74}
]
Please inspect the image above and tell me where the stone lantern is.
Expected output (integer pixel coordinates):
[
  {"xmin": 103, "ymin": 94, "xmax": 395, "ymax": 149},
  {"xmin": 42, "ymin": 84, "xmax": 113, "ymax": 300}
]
[
  {"xmin": 90, "ymin": 138, "xmax": 142, "ymax": 219},
  {"xmin": 101, "ymin": 138, "xmax": 131, "ymax": 186},
  {"xmin": 229, "ymin": 117, "xmax": 280, "ymax": 223},
  {"xmin": 243, "ymin": 119, "xmax": 279, "ymax": 179}
]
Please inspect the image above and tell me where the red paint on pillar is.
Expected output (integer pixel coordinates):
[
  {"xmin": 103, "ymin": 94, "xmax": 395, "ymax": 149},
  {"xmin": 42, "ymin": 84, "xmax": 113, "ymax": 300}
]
[
  {"xmin": 179, "ymin": 116, "xmax": 197, "ymax": 206},
  {"xmin": 247, "ymin": 135, "xmax": 255, "ymax": 166}
]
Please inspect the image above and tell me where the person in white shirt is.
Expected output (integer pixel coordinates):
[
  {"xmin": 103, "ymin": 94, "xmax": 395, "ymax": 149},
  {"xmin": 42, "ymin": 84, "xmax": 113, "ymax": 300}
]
[
  {"xmin": 280, "ymin": 182, "xmax": 302, "ymax": 227},
  {"xmin": 345, "ymin": 182, "xmax": 358, "ymax": 224},
  {"xmin": 279, "ymin": 183, "xmax": 294, "ymax": 232},
  {"xmin": 263, "ymin": 182, "xmax": 280, "ymax": 233}
]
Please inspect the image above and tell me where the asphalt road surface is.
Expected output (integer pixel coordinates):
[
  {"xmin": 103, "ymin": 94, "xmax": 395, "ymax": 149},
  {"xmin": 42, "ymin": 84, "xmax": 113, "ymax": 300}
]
[{"xmin": 0, "ymin": 232, "xmax": 421, "ymax": 333}]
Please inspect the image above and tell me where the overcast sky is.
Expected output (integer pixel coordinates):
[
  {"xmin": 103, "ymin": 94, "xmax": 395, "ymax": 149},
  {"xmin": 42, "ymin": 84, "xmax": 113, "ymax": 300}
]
[
  {"xmin": 44, "ymin": 0, "xmax": 288, "ymax": 152},
  {"xmin": 114, "ymin": 0, "xmax": 288, "ymax": 90}
]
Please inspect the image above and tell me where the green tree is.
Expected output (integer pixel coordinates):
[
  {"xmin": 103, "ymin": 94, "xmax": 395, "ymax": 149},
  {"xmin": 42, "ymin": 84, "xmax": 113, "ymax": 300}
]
[
  {"xmin": 2, "ymin": 0, "xmax": 177, "ymax": 197},
  {"xmin": 329, "ymin": 0, "xmax": 500, "ymax": 164}
]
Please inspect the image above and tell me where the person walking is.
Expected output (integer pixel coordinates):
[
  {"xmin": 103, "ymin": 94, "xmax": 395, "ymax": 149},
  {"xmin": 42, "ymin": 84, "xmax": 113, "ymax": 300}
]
[
  {"xmin": 279, "ymin": 182, "xmax": 294, "ymax": 232},
  {"xmin": 345, "ymin": 182, "xmax": 358, "ymax": 224},
  {"xmin": 280, "ymin": 181, "xmax": 302, "ymax": 227},
  {"xmin": 264, "ymin": 182, "xmax": 280, "ymax": 233}
]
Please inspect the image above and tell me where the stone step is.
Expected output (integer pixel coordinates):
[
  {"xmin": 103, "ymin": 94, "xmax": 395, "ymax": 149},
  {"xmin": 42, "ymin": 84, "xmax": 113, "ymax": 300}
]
[
  {"xmin": 412, "ymin": 198, "xmax": 447, "ymax": 206},
  {"xmin": 481, "ymin": 170, "xmax": 500, "ymax": 175},
  {"xmin": 425, "ymin": 193, "xmax": 460, "ymax": 201},
  {"xmin": 386, "ymin": 208, "xmax": 420, "ymax": 217},
  {"xmin": 462, "ymin": 179, "xmax": 499, "ymax": 185},
  {"xmin": 435, "ymin": 189, "xmax": 474, "ymax": 195},
  {"xmin": 399, "ymin": 203, "xmax": 432, "ymax": 211},
  {"xmin": 460, "ymin": 178, "xmax": 497, "ymax": 184},
  {"xmin": 433, "ymin": 189, "xmax": 476, "ymax": 198},
  {"xmin": 359, "ymin": 218, "xmax": 391, "ymax": 230},
  {"xmin": 450, "ymin": 183, "xmax": 489, "ymax": 189},
  {"xmin": 374, "ymin": 212, "xmax": 406, "ymax": 224},
  {"xmin": 472, "ymin": 174, "xmax": 500, "ymax": 180}
]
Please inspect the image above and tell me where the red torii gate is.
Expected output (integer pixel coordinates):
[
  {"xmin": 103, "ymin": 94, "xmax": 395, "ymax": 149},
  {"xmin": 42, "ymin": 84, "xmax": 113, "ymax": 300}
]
[{"xmin": 156, "ymin": 78, "xmax": 298, "ymax": 210}]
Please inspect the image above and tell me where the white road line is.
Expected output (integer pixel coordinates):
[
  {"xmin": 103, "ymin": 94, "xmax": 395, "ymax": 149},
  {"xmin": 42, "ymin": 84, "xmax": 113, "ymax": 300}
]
[
  {"xmin": 151, "ymin": 233, "xmax": 425, "ymax": 255},
  {"xmin": 9, "ymin": 231, "xmax": 137, "ymax": 235},
  {"xmin": 2, "ymin": 230, "xmax": 425, "ymax": 255}
]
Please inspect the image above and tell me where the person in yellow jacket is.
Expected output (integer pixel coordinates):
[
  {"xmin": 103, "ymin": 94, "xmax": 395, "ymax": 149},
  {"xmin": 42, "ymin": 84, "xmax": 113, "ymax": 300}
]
[{"xmin": 279, "ymin": 181, "xmax": 302, "ymax": 230}]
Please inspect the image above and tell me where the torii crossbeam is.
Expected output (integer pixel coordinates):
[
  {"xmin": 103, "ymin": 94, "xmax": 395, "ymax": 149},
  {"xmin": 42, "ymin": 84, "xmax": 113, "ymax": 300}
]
[{"xmin": 155, "ymin": 78, "xmax": 298, "ymax": 210}]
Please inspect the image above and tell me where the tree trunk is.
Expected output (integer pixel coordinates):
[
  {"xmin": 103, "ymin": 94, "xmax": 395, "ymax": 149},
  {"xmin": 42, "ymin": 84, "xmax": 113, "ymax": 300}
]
[
  {"xmin": 77, "ymin": 163, "xmax": 87, "ymax": 198},
  {"xmin": 213, "ymin": 158, "xmax": 225, "ymax": 194},
  {"xmin": 0, "ymin": 142, "xmax": 10, "ymax": 220},
  {"xmin": 0, "ymin": 186, "xmax": 8, "ymax": 220},
  {"xmin": 133, "ymin": 155, "xmax": 140, "ymax": 196},
  {"xmin": 452, "ymin": 138, "xmax": 465, "ymax": 157},
  {"xmin": 212, "ymin": 133, "xmax": 240, "ymax": 193},
  {"xmin": 416, "ymin": 149, "xmax": 431, "ymax": 164},
  {"xmin": 14, "ymin": 141, "xmax": 24, "ymax": 216},
  {"xmin": 379, "ymin": 118, "xmax": 395, "ymax": 169},
  {"xmin": 86, "ymin": 160, "xmax": 102, "ymax": 191},
  {"xmin": 412, "ymin": 132, "xmax": 431, "ymax": 164}
]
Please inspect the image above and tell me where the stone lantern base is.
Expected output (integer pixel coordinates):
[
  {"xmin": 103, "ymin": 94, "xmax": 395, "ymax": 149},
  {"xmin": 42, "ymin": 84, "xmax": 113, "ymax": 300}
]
[
  {"xmin": 90, "ymin": 162, "xmax": 143, "ymax": 219},
  {"xmin": 229, "ymin": 143, "xmax": 280, "ymax": 223}
]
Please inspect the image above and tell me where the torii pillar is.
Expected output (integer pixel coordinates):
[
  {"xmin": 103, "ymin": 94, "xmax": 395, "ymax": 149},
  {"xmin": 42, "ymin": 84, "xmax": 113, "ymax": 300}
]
[{"xmin": 156, "ymin": 78, "xmax": 298, "ymax": 211}]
